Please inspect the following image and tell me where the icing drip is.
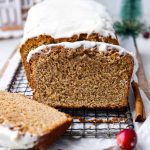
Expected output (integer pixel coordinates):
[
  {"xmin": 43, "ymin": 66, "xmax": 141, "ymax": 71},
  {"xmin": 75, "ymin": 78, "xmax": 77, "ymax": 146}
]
[
  {"xmin": 22, "ymin": 0, "xmax": 115, "ymax": 44},
  {"xmin": 27, "ymin": 41, "xmax": 134, "ymax": 62},
  {"xmin": 0, "ymin": 124, "xmax": 38, "ymax": 149}
]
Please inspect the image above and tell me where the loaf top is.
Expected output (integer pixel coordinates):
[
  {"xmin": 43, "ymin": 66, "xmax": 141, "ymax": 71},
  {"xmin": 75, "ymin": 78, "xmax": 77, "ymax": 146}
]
[
  {"xmin": 22, "ymin": 0, "xmax": 115, "ymax": 44},
  {"xmin": 0, "ymin": 91, "xmax": 72, "ymax": 149},
  {"xmin": 27, "ymin": 41, "xmax": 133, "ymax": 62}
]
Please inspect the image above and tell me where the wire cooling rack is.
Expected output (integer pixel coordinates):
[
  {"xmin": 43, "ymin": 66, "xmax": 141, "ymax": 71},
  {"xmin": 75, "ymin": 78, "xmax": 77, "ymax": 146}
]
[{"xmin": 7, "ymin": 62, "xmax": 134, "ymax": 138}]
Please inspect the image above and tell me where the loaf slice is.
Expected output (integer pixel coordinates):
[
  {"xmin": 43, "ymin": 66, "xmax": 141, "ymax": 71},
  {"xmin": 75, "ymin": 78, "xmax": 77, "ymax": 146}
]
[
  {"xmin": 0, "ymin": 91, "xmax": 72, "ymax": 149},
  {"xmin": 27, "ymin": 41, "xmax": 134, "ymax": 109}
]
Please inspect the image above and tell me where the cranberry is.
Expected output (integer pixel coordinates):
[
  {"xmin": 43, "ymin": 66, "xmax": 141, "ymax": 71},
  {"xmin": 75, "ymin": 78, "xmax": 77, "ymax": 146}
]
[
  {"xmin": 143, "ymin": 31, "xmax": 150, "ymax": 39},
  {"xmin": 116, "ymin": 128, "xmax": 137, "ymax": 150}
]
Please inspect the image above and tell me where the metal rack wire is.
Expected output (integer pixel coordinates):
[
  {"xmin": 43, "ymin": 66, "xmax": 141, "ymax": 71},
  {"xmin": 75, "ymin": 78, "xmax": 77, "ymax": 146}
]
[{"xmin": 7, "ymin": 62, "xmax": 134, "ymax": 138}]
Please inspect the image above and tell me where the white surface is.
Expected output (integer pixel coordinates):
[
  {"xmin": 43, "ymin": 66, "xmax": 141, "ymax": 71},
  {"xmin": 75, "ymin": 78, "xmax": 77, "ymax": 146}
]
[
  {"xmin": 137, "ymin": 36, "xmax": 150, "ymax": 87},
  {"xmin": 0, "ymin": 51, "xmax": 20, "ymax": 90},
  {"xmin": 22, "ymin": 0, "xmax": 115, "ymax": 44},
  {"xmin": 50, "ymin": 138, "xmax": 117, "ymax": 150},
  {"xmin": 0, "ymin": 38, "xmax": 21, "ymax": 71}
]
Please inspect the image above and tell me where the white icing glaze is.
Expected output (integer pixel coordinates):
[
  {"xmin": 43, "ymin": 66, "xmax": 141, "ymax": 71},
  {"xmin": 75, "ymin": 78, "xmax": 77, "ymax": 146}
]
[
  {"xmin": 27, "ymin": 41, "xmax": 133, "ymax": 62},
  {"xmin": 0, "ymin": 124, "xmax": 38, "ymax": 149},
  {"xmin": 22, "ymin": 0, "xmax": 115, "ymax": 44}
]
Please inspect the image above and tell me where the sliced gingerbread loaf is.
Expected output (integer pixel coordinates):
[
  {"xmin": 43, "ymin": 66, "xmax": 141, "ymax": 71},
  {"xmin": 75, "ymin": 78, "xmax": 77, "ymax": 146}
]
[
  {"xmin": 20, "ymin": 0, "xmax": 119, "ymax": 83},
  {"xmin": 0, "ymin": 91, "xmax": 72, "ymax": 149},
  {"xmin": 20, "ymin": 0, "xmax": 135, "ymax": 109},
  {"xmin": 27, "ymin": 41, "xmax": 134, "ymax": 109}
]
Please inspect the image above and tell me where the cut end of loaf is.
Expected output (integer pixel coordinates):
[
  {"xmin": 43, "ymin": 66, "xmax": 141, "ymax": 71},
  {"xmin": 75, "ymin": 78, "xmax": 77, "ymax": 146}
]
[{"xmin": 29, "ymin": 44, "xmax": 134, "ymax": 109}]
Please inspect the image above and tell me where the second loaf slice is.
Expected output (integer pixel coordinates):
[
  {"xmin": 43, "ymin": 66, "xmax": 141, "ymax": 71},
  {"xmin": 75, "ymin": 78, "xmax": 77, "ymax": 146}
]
[{"xmin": 27, "ymin": 41, "xmax": 134, "ymax": 109}]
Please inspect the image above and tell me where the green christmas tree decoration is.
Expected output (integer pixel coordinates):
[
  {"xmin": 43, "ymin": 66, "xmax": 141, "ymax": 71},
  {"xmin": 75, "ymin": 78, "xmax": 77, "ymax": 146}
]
[
  {"xmin": 114, "ymin": 0, "xmax": 144, "ymax": 37},
  {"xmin": 114, "ymin": 20, "xmax": 144, "ymax": 37},
  {"xmin": 121, "ymin": 0, "xmax": 142, "ymax": 21}
]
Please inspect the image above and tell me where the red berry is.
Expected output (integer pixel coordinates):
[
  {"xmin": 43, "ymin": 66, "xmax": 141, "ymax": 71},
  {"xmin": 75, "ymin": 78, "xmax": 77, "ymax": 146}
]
[
  {"xmin": 143, "ymin": 32, "xmax": 150, "ymax": 39},
  {"xmin": 116, "ymin": 129, "xmax": 137, "ymax": 150}
]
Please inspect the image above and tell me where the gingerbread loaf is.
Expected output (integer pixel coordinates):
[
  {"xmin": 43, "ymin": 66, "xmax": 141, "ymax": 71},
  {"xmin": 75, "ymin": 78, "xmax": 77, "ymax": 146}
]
[
  {"xmin": 27, "ymin": 41, "xmax": 134, "ymax": 109},
  {"xmin": 20, "ymin": 0, "xmax": 134, "ymax": 109},
  {"xmin": 0, "ymin": 91, "xmax": 72, "ymax": 149}
]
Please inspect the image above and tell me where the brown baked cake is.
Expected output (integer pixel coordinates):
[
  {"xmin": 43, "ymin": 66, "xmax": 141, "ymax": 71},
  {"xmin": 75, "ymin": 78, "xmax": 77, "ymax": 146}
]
[
  {"xmin": 0, "ymin": 91, "xmax": 72, "ymax": 149},
  {"xmin": 19, "ymin": 0, "xmax": 134, "ymax": 109},
  {"xmin": 20, "ymin": 0, "xmax": 119, "ymax": 83},
  {"xmin": 27, "ymin": 41, "xmax": 134, "ymax": 109}
]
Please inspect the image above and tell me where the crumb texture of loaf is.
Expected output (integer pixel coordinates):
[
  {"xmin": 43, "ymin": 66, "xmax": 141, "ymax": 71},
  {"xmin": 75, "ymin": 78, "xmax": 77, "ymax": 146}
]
[
  {"xmin": 28, "ymin": 42, "xmax": 134, "ymax": 109},
  {"xmin": 0, "ymin": 91, "xmax": 72, "ymax": 149}
]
